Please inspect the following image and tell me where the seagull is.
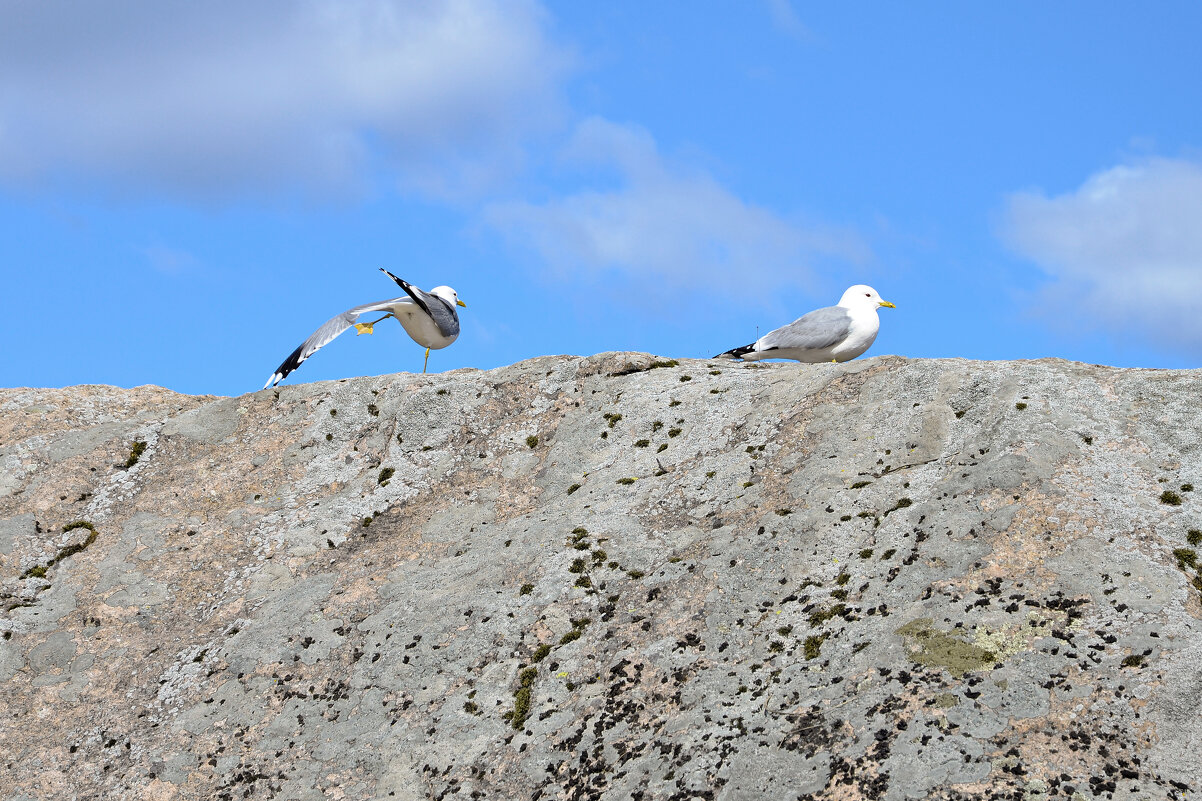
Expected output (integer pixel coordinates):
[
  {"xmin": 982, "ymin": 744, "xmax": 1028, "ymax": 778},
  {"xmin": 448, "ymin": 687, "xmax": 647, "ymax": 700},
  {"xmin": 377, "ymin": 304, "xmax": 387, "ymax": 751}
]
[
  {"xmin": 715, "ymin": 285, "xmax": 895, "ymax": 363},
  {"xmin": 263, "ymin": 269, "xmax": 466, "ymax": 388}
]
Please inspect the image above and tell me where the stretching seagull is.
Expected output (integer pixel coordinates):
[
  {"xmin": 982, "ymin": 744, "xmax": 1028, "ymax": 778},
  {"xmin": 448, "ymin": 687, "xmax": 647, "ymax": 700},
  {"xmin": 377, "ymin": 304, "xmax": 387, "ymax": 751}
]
[
  {"xmin": 715, "ymin": 285, "xmax": 895, "ymax": 363},
  {"xmin": 263, "ymin": 269, "xmax": 466, "ymax": 388}
]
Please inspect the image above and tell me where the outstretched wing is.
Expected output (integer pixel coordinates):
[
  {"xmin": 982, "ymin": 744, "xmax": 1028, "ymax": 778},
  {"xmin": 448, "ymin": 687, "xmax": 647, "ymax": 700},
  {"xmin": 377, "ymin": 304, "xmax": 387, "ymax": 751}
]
[
  {"xmin": 262, "ymin": 297, "xmax": 408, "ymax": 388},
  {"xmin": 756, "ymin": 306, "xmax": 852, "ymax": 353},
  {"xmin": 379, "ymin": 269, "xmax": 460, "ymax": 339}
]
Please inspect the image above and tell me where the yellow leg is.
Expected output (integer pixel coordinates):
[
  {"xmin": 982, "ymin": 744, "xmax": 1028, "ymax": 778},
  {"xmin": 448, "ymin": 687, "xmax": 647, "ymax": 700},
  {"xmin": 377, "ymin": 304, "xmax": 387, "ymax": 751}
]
[
  {"xmin": 423, "ymin": 347, "xmax": 430, "ymax": 374},
  {"xmin": 354, "ymin": 314, "xmax": 391, "ymax": 335}
]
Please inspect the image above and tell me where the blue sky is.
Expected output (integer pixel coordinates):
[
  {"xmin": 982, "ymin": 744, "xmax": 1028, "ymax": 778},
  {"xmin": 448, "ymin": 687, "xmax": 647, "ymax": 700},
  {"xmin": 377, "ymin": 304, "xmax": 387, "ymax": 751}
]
[{"xmin": 3, "ymin": 1, "xmax": 1201, "ymax": 396}]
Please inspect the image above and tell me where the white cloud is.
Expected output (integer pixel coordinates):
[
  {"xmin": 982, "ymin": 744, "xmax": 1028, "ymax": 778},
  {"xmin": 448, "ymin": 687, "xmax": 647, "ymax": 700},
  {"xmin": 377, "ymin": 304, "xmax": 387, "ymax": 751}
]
[
  {"xmin": 0, "ymin": 0, "xmax": 569, "ymax": 199},
  {"xmin": 1002, "ymin": 158, "xmax": 1202, "ymax": 352},
  {"xmin": 484, "ymin": 117, "xmax": 869, "ymax": 300},
  {"xmin": 764, "ymin": 0, "xmax": 811, "ymax": 41}
]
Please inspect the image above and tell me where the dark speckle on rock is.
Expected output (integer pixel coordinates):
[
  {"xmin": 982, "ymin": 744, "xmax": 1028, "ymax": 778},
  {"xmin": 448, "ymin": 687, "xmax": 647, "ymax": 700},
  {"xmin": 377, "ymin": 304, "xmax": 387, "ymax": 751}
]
[{"xmin": 1, "ymin": 354, "xmax": 1199, "ymax": 800}]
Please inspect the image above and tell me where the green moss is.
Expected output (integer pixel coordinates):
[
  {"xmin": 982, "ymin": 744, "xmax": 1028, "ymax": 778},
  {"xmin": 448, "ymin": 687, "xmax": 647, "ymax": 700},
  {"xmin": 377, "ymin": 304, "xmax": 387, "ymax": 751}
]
[
  {"xmin": 464, "ymin": 701, "xmax": 479, "ymax": 714},
  {"xmin": 1173, "ymin": 548, "xmax": 1197, "ymax": 570},
  {"xmin": 804, "ymin": 634, "xmax": 826, "ymax": 660},
  {"xmin": 895, "ymin": 618, "xmax": 997, "ymax": 676},
  {"xmin": 361, "ymin": 516, "xmax": 373, "ymax": 527},
  {"xmin": 1121, "ymin": 654, "xmax": 1144, "ymax": 668},
  {"xmin": 857, "ymin": 511, "xmax": 874, "ymax": 519},
  {"xmin": 840, "ymin": 515, "xmax": 852, "ymax": 522},
  {"xmin": 742, "ymin": 481, "xmax": 754, "ymax": 488},
  {"xmin": 326, "ymin": 433, "xmax": 333, "ymax": 441},
  {"xmin": 569, "ymin": 558, "xmax": 586, "ymax": 574},
  {"xmin": 367, "ymin": 404, "xmax": 379, "ymax": 417},
  {"xmin": 933, "ymin": 693, "xmax": 959, "ymax": 708},
  {"xmin": 526, "ymin": 435, "xmax": 539, "ymax": 448},
  {"xmin": 507, "ymin": 667, "xmax": 539, "ymax": 729},
  {"xmin": 1082, "ymin": 434, "xmax": 1093, "ymax": 444},
  {"xmin": 774, "ymin": 509, "xmax": 792, "ymax": 516},
  {"xmin": 329, "ymin": 409, "xmax": 337, "ymax": 416},
  {"xmin": 572, "ymin": 526, "xmax": 589, "ymax": 536},
  {"xmin": 559, "ymin": 629, "xmax": 582, "ymax": 645},
  {"xmin": 617, "ymin": 477, "xmax": 637, "ymax": 485},
  {"xmin": 776, "ymin": 625, "xmax": 793, "ymax": 636},
  {"xmin": 835, "ymin": 571, "xmax": 851, "ymax": 586},
  {"xmin": 1187, "ymin": 530, "xmax": 1202, "ymax": 546},
  {"xmin": 567, "ymin": 483, "xmax": 581, "ymax": 495},
  {"xmin": 850, "ymin": 481, "xmax": 872, "ymax": 489},
  {"xmin": 808, "ymin": 604, "xmax": 847, "ymax": 627},
  {"xmin": 831, "ymin": 588, "xmax": 849, "ymax": 601},
  {"xmin": 885, "ymin": 498, "xmax": 913, "ymax": 515},
  {"xmin": 62, "ymin": 521, "xmax": 96, "ymax": 534},
  {"xmin": 532, "ymin": 644, "xmax": 552, "ymax": 662},
  {"xmin": 679, "ymin": 375, "xmax": 692, "ymax": 382},
  {"xmin": 377, "ymin": 467, "xmax": 395, "ymax": 485},
  {"xmin": 669, "ymin": 400, "xmax": 682, "ymax": 407},
  {"xmin": 652, "ymin": 421, "xmax": 664, "ymax": 432},
  {"xmin": 668, "ymin": 427, "xmax": 682, "ymax": 438},
  {"xmin": 705, "ymin": 471, "xmax": 716, "ymax": 478},
  {"xmin": 436, "ymin": 388, "xmax": 449, "ymax": 395},
  {"xmin": 600, "ymin": 431, "xmax": 608, "ymax": 439},
  {"xmin": 1014, "ymin": 402, "xmax": 1027, "ymax": 410},
  {"xmin": 123, "ymin": 440, "xmax": 147, "ymax": 468},
  {"xmin": 649, "ymin": 359, "xmax": 679, "ymax": 369},
  {"xmin": 592, "ymin": 549, "xmax": 608, "ymax": 563},
  {"xmin": 48, "ymin": 528, "xmax": 98, "ymax": 565},
  {"xmin": 1182, "ymin": 483, "xmax": 1195, "ymax": 492},
  {"xmin": 574, "ymin": 575, "xmax": 592, "ymax": 588},
  {"xmin": 859, "ymin": 548, "xmax": 874, "ymax": 559},
  {"xmin": 22, "ymin": 564, "xmax": 47, "ymax": 579},
  {"xmin": 768, "ymin": 640, "xmax": 784, "ymax": 653},
  {"xmin": 1161, "ymin": 490, "xmax": 1183, "ymax": 506},
  {"xmin": 881, "ymin": 549, "xmax": 897, "ymax": 560},
  {"xmin": 519, "ymin": 583, "xmax": 534, "ymax": 596},
  {"xmin": 634, "ymin": 439, "xmax": 650, "ymax": 448},
  {"xmin": 627, "ymin": 569, "xmax": 645, "ymax": 579},
  {"xmin": 657, "ymin": 444, "xmax": 668, "ymax": 453},
  {"xmin": 604, "ymin": 413, "xmax": 623, "ymax": 428},
  {"xmin": 954, "ymin": 410, "xmax": 966, "ymax": 419}
]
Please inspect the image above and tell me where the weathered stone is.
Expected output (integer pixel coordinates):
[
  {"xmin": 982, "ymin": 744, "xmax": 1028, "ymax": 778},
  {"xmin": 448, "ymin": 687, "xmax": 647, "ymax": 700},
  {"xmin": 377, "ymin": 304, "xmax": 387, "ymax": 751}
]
[{"xmin": 1, "ymin": 355, "xmax": 1201, "ymax": 800}]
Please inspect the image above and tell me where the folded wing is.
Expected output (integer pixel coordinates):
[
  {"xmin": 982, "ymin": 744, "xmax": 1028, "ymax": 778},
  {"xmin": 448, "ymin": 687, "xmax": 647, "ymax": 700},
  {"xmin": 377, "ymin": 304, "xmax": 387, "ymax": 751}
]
[{"xmin": 756, "ymin": 306, "xmax": 851, "ymax": 353}]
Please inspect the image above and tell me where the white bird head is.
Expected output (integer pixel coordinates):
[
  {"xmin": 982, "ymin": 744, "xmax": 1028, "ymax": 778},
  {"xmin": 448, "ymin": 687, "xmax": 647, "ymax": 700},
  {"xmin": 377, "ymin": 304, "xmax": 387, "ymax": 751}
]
[
  {"xmin": 431, "ymin": 286, "xmax": 467, "ymax": 308},
  {"xmin": 839, "ymin": 285, "xmax": 895, "ymax": 310}
]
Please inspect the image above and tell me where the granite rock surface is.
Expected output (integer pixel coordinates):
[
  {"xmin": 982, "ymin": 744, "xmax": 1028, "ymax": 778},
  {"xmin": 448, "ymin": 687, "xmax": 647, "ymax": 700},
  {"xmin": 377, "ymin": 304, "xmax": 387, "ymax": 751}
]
[{"xmin": 2, "ymin": 354, "xmax": 1201, "ymax": 800}]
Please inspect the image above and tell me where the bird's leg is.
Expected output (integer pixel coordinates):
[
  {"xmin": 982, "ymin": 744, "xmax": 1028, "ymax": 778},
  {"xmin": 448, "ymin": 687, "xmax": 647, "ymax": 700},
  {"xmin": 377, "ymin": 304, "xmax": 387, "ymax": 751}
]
[
  {"xmin": 423, "ymin": 347, "xmax": 431, "ymax": 374},
  {"xmin": 354, "ymin": 314, "xmax": 392, "ymax": 335}
]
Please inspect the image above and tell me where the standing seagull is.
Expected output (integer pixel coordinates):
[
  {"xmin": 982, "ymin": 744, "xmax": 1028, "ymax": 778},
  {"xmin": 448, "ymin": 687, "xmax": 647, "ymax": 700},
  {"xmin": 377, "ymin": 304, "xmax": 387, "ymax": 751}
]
[
  {"xmin": 715, "ymin": 285, "xmax": 895, "ymax": 363},
  {"xmin": 263, "ymin": 269, "xmax": 466, "ymax": 388}
]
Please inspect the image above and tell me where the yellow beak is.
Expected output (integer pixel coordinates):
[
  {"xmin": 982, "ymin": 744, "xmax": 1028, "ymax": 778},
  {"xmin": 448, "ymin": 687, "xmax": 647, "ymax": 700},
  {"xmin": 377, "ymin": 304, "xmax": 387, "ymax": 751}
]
[
  {"xmin": 879, "ymin": 301, "xmax": 896, "ymax": 309},
  {"xmin": 457, "ymin": 299, "xmax": 467, "ymax": 308}
]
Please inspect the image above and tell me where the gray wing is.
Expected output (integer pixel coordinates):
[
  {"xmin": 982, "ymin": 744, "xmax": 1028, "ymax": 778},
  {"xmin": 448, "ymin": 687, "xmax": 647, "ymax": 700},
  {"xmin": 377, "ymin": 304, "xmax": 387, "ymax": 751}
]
[
  {"xmin": 380, "ymin": 270, "xmax": 460, "ymax": 339},
  {"xmin": 263, "ymin": 297, "xmax": 408, "ymax": 388},
  {"xmin": 757, "ymin": 305, "xmax": 852, "ymax": 352},
  {"xmin": 425, "ymin": 295, "xmax": 460, "ymax": 339}
]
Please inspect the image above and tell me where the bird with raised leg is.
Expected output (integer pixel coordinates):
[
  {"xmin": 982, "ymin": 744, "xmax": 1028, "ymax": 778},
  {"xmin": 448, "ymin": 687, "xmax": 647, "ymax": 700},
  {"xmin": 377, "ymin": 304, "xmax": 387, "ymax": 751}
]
[{"xmin": 263, "ymin": 269, "xmax": 466, "ymax": 388}]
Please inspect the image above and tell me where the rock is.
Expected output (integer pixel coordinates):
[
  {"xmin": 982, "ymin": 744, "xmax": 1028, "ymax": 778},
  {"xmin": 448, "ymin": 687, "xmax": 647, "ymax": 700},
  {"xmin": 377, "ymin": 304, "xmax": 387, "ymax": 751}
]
[{"xmin": 1, "ymin": 354, "xmax": 1200, "ymax": 800}]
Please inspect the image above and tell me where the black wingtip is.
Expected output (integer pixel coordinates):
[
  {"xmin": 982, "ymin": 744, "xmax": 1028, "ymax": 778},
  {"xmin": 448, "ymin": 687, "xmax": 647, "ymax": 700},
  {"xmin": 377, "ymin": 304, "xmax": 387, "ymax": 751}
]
[
  {"xmin": 714, "ymin": 343, "xmax": 756, "ymax": 360},
  {"xmin": 379, "ymin": 267, "xmax": 409, "ymax": 290},
  {"xmin": 264, "ymin": 342, "xmax": 307, "ymax": 388}
]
